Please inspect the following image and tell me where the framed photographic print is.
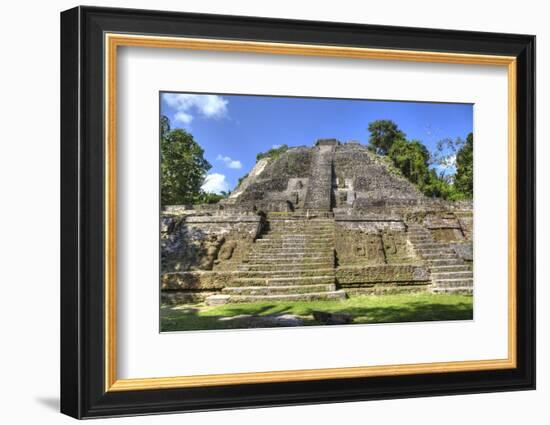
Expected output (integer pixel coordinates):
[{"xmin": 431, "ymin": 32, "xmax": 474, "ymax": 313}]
[{"xmin": 60, "ymin": 6, "xmax": 535, "ymax": 419}]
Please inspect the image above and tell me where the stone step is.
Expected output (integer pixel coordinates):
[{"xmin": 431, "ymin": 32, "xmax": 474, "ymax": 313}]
[
  {"xmin": 429, "ymin": 264, "xmax": 472, "ymax": 272},
  {"xmin": 256, "ymin": 240, "xmax": 334, "ymax": 246},
  {"xmin": 268, "ymin": 222, "xmax": 335, "ymax": 226},
  {"xmin": 265, "ymin": 225, "xmax": 334, "ymax": 229},
  {"xmin": 252, "ymin": 249, "xmax": 332, "ymax": 255},
  {"xmin": 222, "ymin": 284, "xmax": 336, "ymax": 296},
  {"xmin": 257, "ymin": 237, "xmax": 333, "ymax": 242},
  {"xmin": 413, "ymin": 243, "xmax": 448, "ymax": 249},
  {"xmin": 210, "ymin": 290, "xmax": 347, "ymax": 304},
  {"xmin": 455, "ymin": 212, "xmax": 473, "ymax": 217},
  {"xmin": 266, "ymin": 233, "xmax": 335, "ymax": 237},
  {"xmin": 253, "ymin": 243, "xmax": 333, "ymax": 249},
  {"xmin": 426, "ymin": 258, "xmax": 464, "ymax": 266},
  {"xmin": 252, "ymin": 248, "xmax": 334, "ymax": 254},
  {"xmin": 267, "ymin": 213, "xmax": 334, "ymax": 217},
  {"xmin": 238, "ymin": 268, "xmax": 335, "ymax": 278},
  {"xmin": 250, "ymin": 248, "xmax": 334, "ymax": 257},
  {"xmin": 267, "ymin": 223, "xmax": 335, "ymax": 227},
  {"xmin": 432, "ymin": 271, "xmax": 473, "ymax": 280},
  {"xmin": 432, "ymin": 278, "xmax": 473, "ymax": 288},
  {"xmin": 231, "ymin": 275, "xmax": 335, "ymax": 286},
  {"xmin": 246, "ymin": 255, "xmax": 334, "ymax": 263},
  {"xmin": 256, "ymin": 242, "xmax": 333, "ymax": 247},
  {"xmin": 264, "ymin": 229, "xmax": 334, "ymax": 238},
  {"xmin": 257, "ymin": 237, "xmax": 334, "ymax": 243},
  {"xmin": 239, "ymin": 261, "xmax": 334, "ymax": 271},
  {"xmin": 415, "ymin": 248, "xmax": 455, "ymax": 255},
  {"xmin": 409, "ymin": 238, "xmax": 434, "ymax": 243},
  {"xmin": 420, "ymin": 253, "xmax": 457, "ymax": 259},
  {"xmin": 432, "ymin": 287, "xmax": 473, "ymax": 295}
]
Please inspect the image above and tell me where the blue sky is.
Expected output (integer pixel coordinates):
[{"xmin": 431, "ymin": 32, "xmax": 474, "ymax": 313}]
[{"xmin": 160, "ymin": 92, "xmax": 473, "ymax": 194}]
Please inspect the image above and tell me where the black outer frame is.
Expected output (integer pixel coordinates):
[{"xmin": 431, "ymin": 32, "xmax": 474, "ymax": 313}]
[{"xmin": 60, "ymin": 5, "xmax": 536, "ymax": 419}]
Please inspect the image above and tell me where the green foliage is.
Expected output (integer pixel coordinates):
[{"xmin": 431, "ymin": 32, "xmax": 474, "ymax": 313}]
[
  {"xmin": 256, "ymin": 144, "xmax": 288, "ymax": 161},
  {"xmin": 195, "ymin": 191, "xmax": 229, "ymax": 204},
  {"xmin": 366, "ymin": 119, "xmax": 473, "ymax": 200},
  {"xmin": 423, "ymin": 170, "xmax": 461, "ymax": 200},
  {"xmin": 160, "ymin": 114, "xmax": 170, "ymax": 139},
  {"xmin": 387, "ymin": 139, "xmax": 430, "ymax": 188},
  {"xmin": 454, "ymin": 132, "xmax": 473, "ymax": 197},
  {"xmin": 160, "ymin": 116, "xmax": 212, "ymax": 205},
  {"xmin": 367, "ymin": 120, "xmax": 406, "ymax": 155}
]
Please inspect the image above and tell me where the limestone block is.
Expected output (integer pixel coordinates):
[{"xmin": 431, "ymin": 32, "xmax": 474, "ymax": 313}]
[
  {"xmin": 161, "ymin": 271, "xmax": 238, "ymax": 290},
  {"xmin": 450, "ymin": 242, "xmax": 474, "ymax": 262},
  {"xmin": 161, "ymin": 212, "xmax": 263, "ymax": 273},
  {"xmin": 336, "ymin": 264, "xmax": 429, "ymax": 285}
]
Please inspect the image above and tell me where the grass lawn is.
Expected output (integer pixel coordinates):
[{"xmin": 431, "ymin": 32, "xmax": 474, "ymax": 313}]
[{"xmin": 160, "ymin": 293, "xmax": 473, "ymax": 332}]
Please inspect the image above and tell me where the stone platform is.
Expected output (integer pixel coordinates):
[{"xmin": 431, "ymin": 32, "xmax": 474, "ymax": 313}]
[{"xmin": 161, "ymin": 139, "xmax": 473, "ymax": 304}]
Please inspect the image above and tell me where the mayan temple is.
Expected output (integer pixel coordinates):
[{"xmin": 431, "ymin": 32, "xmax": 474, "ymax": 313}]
[{"xmin": 161, "ymin": 139, "xmax": 473, "ymax": 305}]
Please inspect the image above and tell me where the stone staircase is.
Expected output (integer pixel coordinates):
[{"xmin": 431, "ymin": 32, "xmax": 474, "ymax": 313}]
[
  {"xmin": 206, "ymin": 214, "xmax": 346, "ymax": 305},
  {"xmin": 407, "ymin": 223, "xmax": 473, "ymax": 295},
  {"xmin": 304, "ymin": 143, "xmax": 335, "ymax": 212}
]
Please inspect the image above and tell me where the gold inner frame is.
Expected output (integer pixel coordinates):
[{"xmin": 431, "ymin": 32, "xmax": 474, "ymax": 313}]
[{"xmin": 104, "ymin": 33, "xmax": 517, "ymax": 392}]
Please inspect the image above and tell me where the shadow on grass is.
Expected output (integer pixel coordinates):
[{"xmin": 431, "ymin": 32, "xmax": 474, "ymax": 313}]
[{"xmin": 161, "ymin": 296, "xmax": 473, "ymax": 332}]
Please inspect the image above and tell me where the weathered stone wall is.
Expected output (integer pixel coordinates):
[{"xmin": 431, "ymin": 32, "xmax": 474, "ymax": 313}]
[
  {"xmin": 335, "ymin": 219, "xmax": 417, "ymax": 265},
  {"xmin": 161, "ymin": 212, "xmax": 263, "ymax": 274},
  {"xmin": 161, "ymin": 263, "xmax": 430, "ymax": 295},
  {"xmin": 228, "ymin": 147, "xmax": 313, "ymax": 211},
  {"xmin": 336, "ymin": 264, "xmax": 429, "ymax": 284},
  {"xmin": 333, "ymin": 143, "xmax": 423, "ymax": 208},
  {"xmin": 336, "ymin": 264, "xmax": 430, "ymax": 294},
  {"xmin": 162, "ymin": 270, "xmax": 237, "ymax": 290}
]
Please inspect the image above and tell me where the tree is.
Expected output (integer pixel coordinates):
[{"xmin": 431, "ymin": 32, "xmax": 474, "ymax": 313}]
[
  {"xmin": 454, "ymin": 132, "xmax": 473, "ymax": 197},
  {"xmin": 367, "ymin": 120, "xmax": 406, "ymax": 155},
  {"xmin": 423, "ymin": 169, "xmax": 460, "ymax": 199},
  {"xmin": 160, "ymin": 115, "xmax": 170, "ymax": 139},
  {"xmin": 196, "ymin": 191, "xmax": 229, "ymax": 204},
  {"xmin": 387, "ymin": 139, "xmax": 430, "ymax": 188},
  {"xmin": 160, "ymin": 116, "xmax": 212, "ymax": 205},
  {"xmin": 431, "ymin": 137, "xmax": 464, "ymax": 178},
  {"xmin": 367, "ymin": 119, "xmax": 473, "ymax": 201}
]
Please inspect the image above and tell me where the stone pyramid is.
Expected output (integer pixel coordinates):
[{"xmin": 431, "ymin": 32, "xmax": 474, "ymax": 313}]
[{"xmin": 161, "ymin": 139, "xmax": 473, "ymax": 305}]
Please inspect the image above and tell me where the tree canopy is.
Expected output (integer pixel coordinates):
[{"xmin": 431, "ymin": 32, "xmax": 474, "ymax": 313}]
[
  {"xmin": 367, "ymin": 119, "xmax": 473, "ymax": 200},
  {"xmin": 160, "ymin": 116, "xmax": 212, "ymax": 205},
  {"xmin": 454, "ymin": 132, "xmax": 473, "ymax": 197},
  {"xmin": 367, "ymin": 120, "xmax": 406, "ymax": 155},
  {"xmin": 387, "ymin": 139, "xmax": 430, "ymax": 188}
]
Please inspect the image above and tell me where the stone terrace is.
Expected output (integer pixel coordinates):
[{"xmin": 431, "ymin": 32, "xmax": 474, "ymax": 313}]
[{"xmin": 161, "ymin": 139, "xmax": 474, "ymax": 304}]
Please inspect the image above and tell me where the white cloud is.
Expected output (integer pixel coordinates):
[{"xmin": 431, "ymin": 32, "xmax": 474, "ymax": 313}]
[
  {"xmin": 201, "ymin": 173, "xmax": 230, "ymax": 194},
  {"xmin": 272, "ymin": 144, "xmax": 282, "ymax": 149},
  {"xmin": 216, "ymin": 154, "xmax": 242, "ymax": 169},
  {"xmin": 163, "ymin": 93, "xmax": 228, "ymax": 125},
  {"xmin": 174, "ymin": 111, "xmax": 193, "ymax": 124}
]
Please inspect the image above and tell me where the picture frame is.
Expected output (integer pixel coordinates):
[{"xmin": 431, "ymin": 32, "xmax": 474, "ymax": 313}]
[{"xmin": 60, "ymin": 5, "xmax": 535, "ymax": 419}]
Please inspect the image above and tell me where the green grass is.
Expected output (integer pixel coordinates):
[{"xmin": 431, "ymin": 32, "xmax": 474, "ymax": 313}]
[{"xmin": 161, "ymin": 293, "xmax": 473, "ymax": 332}]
